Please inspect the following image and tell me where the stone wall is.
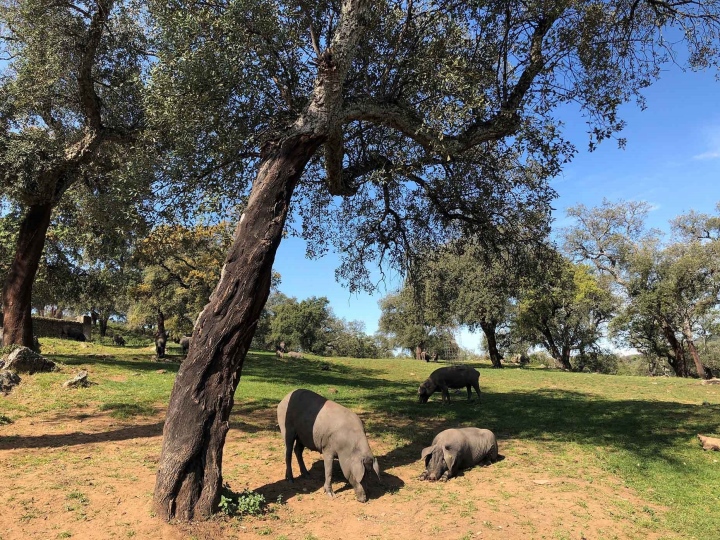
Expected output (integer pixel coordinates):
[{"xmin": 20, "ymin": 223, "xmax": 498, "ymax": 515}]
[{"xmin": 32, "ymin": 316, "xmax": 92, "ymax": 341}]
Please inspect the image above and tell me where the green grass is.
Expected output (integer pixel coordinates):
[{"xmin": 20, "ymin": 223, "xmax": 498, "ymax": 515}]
[{"xmin": 2, "ymin": 338, "xmax": 719, "ymax": 538}]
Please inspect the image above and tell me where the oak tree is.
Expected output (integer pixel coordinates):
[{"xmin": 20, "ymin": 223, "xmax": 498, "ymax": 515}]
[
  {"xmin": 148, "ymin": 0, "xmax": 720, "ymax": 519},
  {"xmin": 0, "ymin": 0, "xmax": 146, "ymax": 345}
]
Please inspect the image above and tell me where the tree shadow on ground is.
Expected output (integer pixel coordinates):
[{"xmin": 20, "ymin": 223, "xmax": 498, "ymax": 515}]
[
  {"xmin": 0, "ymin": 421, "xmax": 165, "ymax": 450},
  {"xmin": 241, "ymin": 353, "xmax": 415, "ymax": 398},
  {"xmin": 252, "ymin": 459, "xmax": 403, "ymax": 503},
  {"xmin": 50, "ymin": 354, "xmax": 180, "ymax": 373},
  {"xmin": 358, "ymin": 387, "xmax": 720, "ymax": 470}
]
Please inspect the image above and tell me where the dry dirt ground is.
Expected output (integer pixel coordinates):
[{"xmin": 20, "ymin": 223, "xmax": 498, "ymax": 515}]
[{"xmin": 1, "ymin": 406, "xmax": 669, "ymax": 540}]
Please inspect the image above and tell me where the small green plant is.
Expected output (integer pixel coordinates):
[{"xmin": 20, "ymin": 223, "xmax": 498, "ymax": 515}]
[
  {"xmin": 218, "ymin": 485, "xmax": 266, "ymax": 517},
  {"xmin": 67, "ymin": 491, "xmax": 89, "ymax": 505},
  {"xmin": 57, "ymin": 532, "xmax": 72, "ymax": 539},
  {"xmin": 0, "ymin": 414, "xmax": 12, "ymax": 425}
]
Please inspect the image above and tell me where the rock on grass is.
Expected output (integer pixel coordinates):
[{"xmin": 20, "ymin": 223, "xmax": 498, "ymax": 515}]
[{"xmin": 2, "ymin": 346, "xmax": 55, "ymax": 374}]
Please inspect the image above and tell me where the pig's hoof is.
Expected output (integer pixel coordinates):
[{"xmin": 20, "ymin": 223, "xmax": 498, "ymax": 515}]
[{"xmin": 324, "ymin": 488, "xmax": 335, "ymax": 498}]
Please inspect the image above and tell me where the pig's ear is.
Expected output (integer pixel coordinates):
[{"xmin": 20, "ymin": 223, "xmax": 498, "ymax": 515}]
[
  {"xmin": 372, "ymin": 458, "xmax": 381, "ymax": 480},
  {"xmin": 421, "ymin": 445, "xmax": 435, "ymax": 465},
  {"xmin": 349, "ymin": 456, "xmax": 366, "ymax": 485},
  {"xmin": 442, "ymin": 445, "xmax": 456, "ymax": 475}
]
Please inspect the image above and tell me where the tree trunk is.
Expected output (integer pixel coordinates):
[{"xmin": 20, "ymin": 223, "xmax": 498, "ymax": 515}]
[
  {"xmin": 156, "ymin": 311, "xmax": 166, "ymax": 338},
  {"xmin": 682, "ymin": 319, "xmax": 708, "ymax": 379},
  {"xmin": 153, "ymin": 134, "xmax": 322, "ymax": 521},
  {"xmin": 415, "ymin": 344, "xmax": 426, "ymax": 361},
  {"xmin": 479, "ymin": 319, "xmax": 503, "ymax": 368},
  {"xmin": 99, "ymin": 317, "xmax": 109, "ymax": 338},
  {"xmin": 660, "ymin": 319, "xmax": 688, "ymax": 377},
  {"xmin": 91, "ymin": 310, "xmax": 99, "ymax": 326},
  {"xmin": 539, "ymin": 325, "xmax": 571, "ymax": 370},
  {"xmin": 560, "ymin": 346, "xmax": 573, "ymax": 371},
  {"xmin": 1, "ymin": 203, "xmax": 53, "ymax": 347}
]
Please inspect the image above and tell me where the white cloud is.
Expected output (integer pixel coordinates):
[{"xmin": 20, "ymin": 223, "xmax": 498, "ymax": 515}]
[
  {"xmin": 693, "ymin": 150, "xmax": 720, "ymax": 160},
  {"xmin": 693, "ymin": 125, "xmax": 720, "ymax": 160}
]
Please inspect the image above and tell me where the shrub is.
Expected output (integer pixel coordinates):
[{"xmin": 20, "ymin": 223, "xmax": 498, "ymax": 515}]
[{"xmin": 218, "ymin": 485, "xmax": 266, "ymax": 517}]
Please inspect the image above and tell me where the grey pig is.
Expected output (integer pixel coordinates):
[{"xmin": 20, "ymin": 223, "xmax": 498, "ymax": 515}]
[
  {"xmin": 277, "ymin": 389, "xmax": 381, "ymax": 502},
  {"xmin": 420, "ymin": 427, "xmax": 499, "ymax": 481},
  {"xmin": 418, "ymin": 365, "xmax": 481, "ymax": 404}
]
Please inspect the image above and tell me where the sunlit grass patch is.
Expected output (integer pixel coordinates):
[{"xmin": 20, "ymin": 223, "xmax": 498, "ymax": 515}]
[{"xmin": 98, "ymin": 402, "xmax": 156, "ymax": 419}]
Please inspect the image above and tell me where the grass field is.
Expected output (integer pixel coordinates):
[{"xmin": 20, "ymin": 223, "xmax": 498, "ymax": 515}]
[{"xmin": 1, "ymin": 337, "xmax": 719, "ymax": 539}]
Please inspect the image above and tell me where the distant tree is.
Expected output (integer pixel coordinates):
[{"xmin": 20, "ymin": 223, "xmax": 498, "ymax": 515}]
[
  {"xmin": 149, "ymin": 0, "xmax": 720, "ymax": 519},
  {"xmin": 513, "ymin": 253, "xmax": 616, "ymax": 370},
  {"xmin": 268, "ymin": 296, "xmax": 333, "ymax": 355},
  {"xmin": 564, "ymin": 200, "xmax": 720, "ymax": 378},
  {"xmin": 421, "ymin": 236, "xmax": 548, "ymax": 368},
  {"xmin": 326, "ymin": 318, "xmax": 380, "ymax": 358},
  {"xmin": 377, "ymin": 287, "xmax": 453, "ymax": 360},
  {"xmin": 128, "ymin": 223, "xmax": 232, "ymax": 337},
  {"xmin": 0, "ymin": 0, "xmax": 146, "ymax": 346}
]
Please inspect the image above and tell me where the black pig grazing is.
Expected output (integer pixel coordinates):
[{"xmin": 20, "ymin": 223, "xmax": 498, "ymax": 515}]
[
  {"xmin": 277, "ymin": 389, "xmax": 381, "ymax": 502},
  {"xmin": 179, "ymin": 336, "xmax": 192, "ymax": 355},
  {"xmin": 155, "ymin": 334, "xmax": 167, "ymax": 358},
  {"xmin": 418, "ymin": 365, "xmax": 481, "ymax": 404},
  {"xmin": 420, "ymin": 427, "xmax": 498, "ymax": 481}
]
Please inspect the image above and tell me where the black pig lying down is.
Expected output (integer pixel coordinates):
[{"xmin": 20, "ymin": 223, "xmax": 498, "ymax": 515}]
[
  {"xmin": 277, "ymin": 389, "xmax": 381, "ymax": 502},
  {"xmin": 420, "ymin": 427, "xmax": 499, "ymax": 481},
  {"xmin": 418, "ymin": 365, "xmax": 481, "ymax": 404}
]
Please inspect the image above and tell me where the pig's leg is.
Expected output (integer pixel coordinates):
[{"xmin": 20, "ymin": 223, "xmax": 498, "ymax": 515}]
[
  {"xmin": 441, "ymin": 384, "xmax": 450, "ymax": 404},
  {"xmin": 472, "ymin": 381, "xmax": 481, "ymax": 400},
  {"xmin": 323, "ymin": 453, "xmax": 336, "ymax": 498},
  {"xmin": 284, "ymin": 430, "xmax": 296, "ymax": 482},
  {"xmin": 294, "ymin": 439, "xmax": 310, "ymax": 477}
]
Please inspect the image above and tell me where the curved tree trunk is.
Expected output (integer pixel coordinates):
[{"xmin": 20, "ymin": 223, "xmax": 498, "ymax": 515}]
[
  {"xmin": 479, "ymin": 319, "xmax": 503, "ymax": 368},
  {"xmin": 1, "ymin": 203, "xmax": 53, "ymax": 347},
  {"xmin": 153, "ymin": 134, "xmax": 322, "ymax": 521},
  {"xmin": 660, "ymin": 319, "xmax": 688, "ymax": 377},
  {"xmin": 682, "ymin": 319, "xmax": 708, "ymax": 379}
]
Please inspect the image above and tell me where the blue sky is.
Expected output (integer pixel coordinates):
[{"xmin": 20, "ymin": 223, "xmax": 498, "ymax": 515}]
[{"xmin": 273, "ymin": 64, "xmax": 720, "ymax": 352}]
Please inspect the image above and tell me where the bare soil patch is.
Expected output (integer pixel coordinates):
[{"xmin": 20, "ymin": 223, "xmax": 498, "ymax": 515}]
[{"xmin": 1, "ymin": 406, "xmax": 670, "ymax": 540}]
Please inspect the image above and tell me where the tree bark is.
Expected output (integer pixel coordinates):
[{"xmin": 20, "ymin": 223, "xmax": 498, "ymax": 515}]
[
  {"xmin": 156, "ymin": 311, "xmax": 166, "ymax": 338},
  {"xmin": 682, "ymin": 319, "xmax": 708, "ymax": 379},
  {"xmin": 99, "ymin": 317, "xmax": 109, "ymax": 338},
  {"xmin": 539, "ymin": 323, "xmax": 572, "ymax": 370},
  {"xmin": 415, "ymin": 344, "xmax": 426, "ymax": 361},
  {"xmin": 479, "ymin": 319, "xmax": 503, "ymax": 368},
  {"xmin": 153, "ymin": 134, "xmax": 322, "ymax": 521},
  {"xmin": 560, "ymin": 346, "xmax": 573, "ymax": 371},
  {"xmin": 1, "ymin": 203, "xmax": 53, "ymax": 347},
  {"xmin": 660, "ymin": 318, "xmax": 688, "ymax": 377}
]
